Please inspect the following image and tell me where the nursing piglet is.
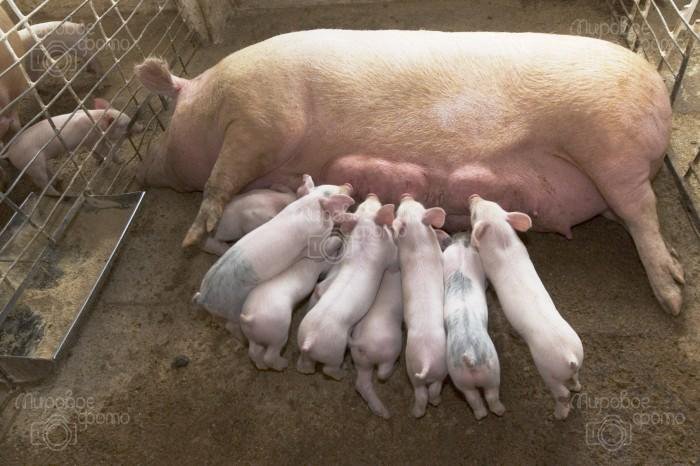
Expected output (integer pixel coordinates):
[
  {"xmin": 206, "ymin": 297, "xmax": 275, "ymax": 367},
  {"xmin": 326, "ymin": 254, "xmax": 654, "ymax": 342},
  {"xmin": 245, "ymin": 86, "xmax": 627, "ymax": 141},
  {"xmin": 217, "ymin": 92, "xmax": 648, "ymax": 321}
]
[
  {"xmin": 469, "ymin": 194, "xmax": 583, "ymax": 419},
  {"xmin": 443, "ymin": 233, "xmax": 504, "ymax": 420},
  {"xmin": 240, "ymin": 236, "xmax": 341, "ymax": 371},
  {"xmin": 201, "ymin": 186, "xmax": 297, "ymax": 255},
  {"xmin": 350, "ymin": 269, "xmax": 403, "ymax": 418},
  {"xmin": 194, "ymin": 175, "xmax": 353, "ymax": 341},
  {"xmin": 296, "ymin": 194, "xmax": 396, "ymax": 380},
  {"xmin": 393, "ymin": 195, "xmax": 447, "ymax": 418},
  {"xmin": 5, "ymin": 98, "xmax": 143, "ymax": 194}
]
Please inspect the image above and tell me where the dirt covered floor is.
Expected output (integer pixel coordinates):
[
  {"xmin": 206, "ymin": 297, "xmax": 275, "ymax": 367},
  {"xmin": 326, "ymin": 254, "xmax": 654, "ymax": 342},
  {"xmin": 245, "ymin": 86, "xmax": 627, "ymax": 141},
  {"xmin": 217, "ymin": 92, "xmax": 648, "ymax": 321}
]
[{"xmin": 1, "ymin": 0, "xmax": 699, "ymax": 464}]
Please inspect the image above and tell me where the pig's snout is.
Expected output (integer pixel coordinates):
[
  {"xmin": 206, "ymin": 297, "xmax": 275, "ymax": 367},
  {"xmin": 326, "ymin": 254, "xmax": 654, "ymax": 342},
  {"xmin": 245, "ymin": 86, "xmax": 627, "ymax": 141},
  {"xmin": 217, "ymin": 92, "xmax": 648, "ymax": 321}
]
[{"xmin": 468, "ymin": 194, "xmax": 482, "ymax": 209}]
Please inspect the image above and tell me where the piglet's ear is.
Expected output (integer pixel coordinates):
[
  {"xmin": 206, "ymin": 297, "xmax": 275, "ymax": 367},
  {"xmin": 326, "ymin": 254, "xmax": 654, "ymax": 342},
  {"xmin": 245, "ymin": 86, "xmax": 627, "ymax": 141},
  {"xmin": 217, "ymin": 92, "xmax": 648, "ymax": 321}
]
[
  {"xmin": 296, "ymin": 174, "xmax": 315, "ymax": 198},
  {"xmin": 374, "ymin": 204, "xmax": 395, "ymax": 227},
  {"xmin": 338, "ymin": 213, "xmax": 359, "ymax": 234},
  {"xmin": 471, "ymin": 220, "xmax": 489, "ymax": 248},
  {"xmin": 433, "ymin": 229, "xmax": 452, "ymax": 250},
  {"xmin": 422, "ymin": 207, "xmax": 446, "ymax": 228},
  {"xmin": 319, "ymin": 194, "xmax": 354, "ymax": 220},
  {"xmin": 93, "ymin": 97, "xmax": 110, "ymax": 110},
  {"xmin": 506, "ymin": 212, "xmax": 532, "ymax": 232}
]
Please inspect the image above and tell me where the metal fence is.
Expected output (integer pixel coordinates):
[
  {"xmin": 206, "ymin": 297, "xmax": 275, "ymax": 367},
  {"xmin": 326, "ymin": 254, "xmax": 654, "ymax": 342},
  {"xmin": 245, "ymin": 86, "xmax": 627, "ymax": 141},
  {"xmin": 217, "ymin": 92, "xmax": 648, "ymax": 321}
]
[{"xmin": 0, "ymin": 0, "xmax": 197, "ymax": 340}]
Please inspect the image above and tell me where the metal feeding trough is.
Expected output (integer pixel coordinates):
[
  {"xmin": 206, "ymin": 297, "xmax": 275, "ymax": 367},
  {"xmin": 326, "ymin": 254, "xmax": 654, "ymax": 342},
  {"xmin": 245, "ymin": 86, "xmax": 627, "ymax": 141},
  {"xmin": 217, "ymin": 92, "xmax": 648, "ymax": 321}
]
[{"xmin": 0, "ymin": 191, "xmax": 145, "ymax": 383}]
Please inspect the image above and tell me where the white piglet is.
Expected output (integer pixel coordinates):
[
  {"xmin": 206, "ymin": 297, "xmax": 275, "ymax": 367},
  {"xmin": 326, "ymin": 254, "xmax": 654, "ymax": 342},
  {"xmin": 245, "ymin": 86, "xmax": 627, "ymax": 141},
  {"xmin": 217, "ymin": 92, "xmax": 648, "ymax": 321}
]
[
  {"xmin": 240, "ymin": 236, "xmax": 341, "ymax": 371},
  {"xmin": 5, "ymin": 98, "xmax": 143, "ymax": 194},
  {"xmin": 296, "ymin": 194, "xmax": 397, "ymax": 380},
  {"xmin": 201, "ymin": 186, "xmax": 297, "ymax": 256},
  {"xmin": 393, "ymin": 195, "xmax": 447, "ymax": 418},
  {"xmin": 469, "ymin": 194, "xmax": 583, "ymax": 419},
  {"xmin": 443, "ymin": 232, "xmax": 505, "ymax": 420},
  {"xmin": 194, "ymin": 175, "xmax": 354, "ymax": 343},
  {"xmin": 350, "ymin": 268, "xmax": 403, "ymax": 419}
]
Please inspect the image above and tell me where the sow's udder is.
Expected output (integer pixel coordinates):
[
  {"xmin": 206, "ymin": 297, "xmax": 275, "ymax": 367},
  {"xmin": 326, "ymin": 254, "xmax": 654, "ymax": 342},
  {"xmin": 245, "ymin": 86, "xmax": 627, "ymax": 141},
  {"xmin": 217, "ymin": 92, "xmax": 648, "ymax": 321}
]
[{"xmin": 322, "ymin": 154, "xmax": 607, "ymax": 236}]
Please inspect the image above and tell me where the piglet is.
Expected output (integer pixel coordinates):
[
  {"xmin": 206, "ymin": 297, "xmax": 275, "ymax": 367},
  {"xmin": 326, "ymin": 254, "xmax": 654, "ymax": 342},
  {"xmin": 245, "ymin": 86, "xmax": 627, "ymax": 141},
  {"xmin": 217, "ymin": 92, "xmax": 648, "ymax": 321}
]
[
  {"xmin": 443, "ymin": 232, "xmax": 504, "ymax": 420},
  {"xmin": 350, "ymin": 268, "xmax": 403, "ymax": 418},
  {"xmin": 393, "ymin": 195, "xmax": 447, "ymax": 418},
  {"xmin": 201, "ymin": 186, "xmax": 297, "ymax": 255},
  {"xmin": 4, "ymin": 98, "xmax": 143, "ymax": 195},
  {"xmin": 240, "ymin": 236, "xmax": 341, "ymax": 371},
  {"xmin": 296, "ymin": 194, "xmax": 396, "ymax": 379},
  {"xmin": 469, "ymin": 194, "xmax": 583, "ymax": 419},
  {"xmin": 194, "ymin": 175, "xmax": 354, "ymax": 343}
]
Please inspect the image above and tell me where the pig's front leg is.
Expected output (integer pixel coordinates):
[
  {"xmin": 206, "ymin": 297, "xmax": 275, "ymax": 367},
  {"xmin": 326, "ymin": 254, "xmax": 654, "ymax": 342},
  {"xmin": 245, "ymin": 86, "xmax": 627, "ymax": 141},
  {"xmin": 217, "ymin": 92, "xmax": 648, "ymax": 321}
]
[{"xmin": 182, "ymin": 125, "xmax": 279, "ymax": 248}]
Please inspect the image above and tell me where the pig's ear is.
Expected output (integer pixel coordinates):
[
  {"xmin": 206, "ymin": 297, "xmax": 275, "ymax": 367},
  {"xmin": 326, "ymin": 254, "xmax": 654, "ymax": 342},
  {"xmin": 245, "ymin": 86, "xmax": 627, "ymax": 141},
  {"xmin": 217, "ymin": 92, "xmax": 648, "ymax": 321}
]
[
  {"xmin": 320, "ymin": 194, "xmax": 354, "ymax": 220},
  {"xmin": 434, "ymin": 229, "xmax": 452, "ymax": 250},
  {"xmin": 471, "ymin": 221, "xmax": 489, "ymax": 248},
  {"xmin": 93, "ymin": 97, "xmax": 110, "ymax": 110},
  {"xmin": 506, "ymin": 212, "xmax": 532, "ymax": 232},
  {"xmin": 338, "ymin": 212, "xmax": 359, "ymax": 234},
  {"xmin": 296, "ymin": 174, "xmax": 315, "ymax": 198},
  {"xmin": 422, "ymin": 207, "xmax": 446, "ymax": 228},
  {"xmin": 392, "ymin": 218, "xmax": 405, "ymax": 239},
  {"xmin": 374, "ymin": 204, "xmax": 395, "ymax": 227}
]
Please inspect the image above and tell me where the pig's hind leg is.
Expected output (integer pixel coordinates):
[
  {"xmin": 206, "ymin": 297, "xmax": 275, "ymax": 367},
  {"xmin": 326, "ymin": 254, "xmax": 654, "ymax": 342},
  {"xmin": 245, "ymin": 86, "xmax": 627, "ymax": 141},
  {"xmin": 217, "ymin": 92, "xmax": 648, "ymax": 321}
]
[
  {"xmin": 248, "ymin": 342, "xmax": 268, "ymax": 370},
  {"xmin": 484, "ymin": 386, "xmax": 506, "ymax": 416},
  {"xmin": 461, "ymin": 388, "xmax": 488, "ymax": 420},
  {"xmin": 427, "ymin": 380, "xmax": 442, "ymax": 406},
  {"xmin": 376, "ymin": 361, "xmax": 397, "ymax": 381},
  {"xmin": 355, "ymin": 365, "xmax": 390, "ymax": 419},
  {"xmin": 411, "ymin": 384, "xmax": 429, "ymax": 418},
  {"xmin": 545, "ymin": 376, "xmax": 572, "ymax": 420},
  {"xmin": 296, "ymin": 352, "xmax": 316, "ymax": 374},
  {"xmin": 262, "ymin": 345, "xmax": 288, "ymax": 371}
]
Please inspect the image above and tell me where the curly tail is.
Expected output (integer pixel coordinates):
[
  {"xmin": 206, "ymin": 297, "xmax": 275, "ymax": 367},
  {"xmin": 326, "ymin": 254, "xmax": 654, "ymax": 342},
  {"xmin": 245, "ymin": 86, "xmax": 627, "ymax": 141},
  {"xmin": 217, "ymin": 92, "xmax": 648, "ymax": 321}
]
[{"xmin": 134, "ymin": 57, "xmax": 187, "ymax": 99}]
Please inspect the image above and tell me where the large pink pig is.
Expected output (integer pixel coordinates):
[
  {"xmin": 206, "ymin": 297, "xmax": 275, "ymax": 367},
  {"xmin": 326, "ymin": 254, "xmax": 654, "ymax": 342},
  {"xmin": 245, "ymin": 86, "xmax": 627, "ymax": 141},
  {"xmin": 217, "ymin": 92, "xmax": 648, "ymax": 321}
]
[
  {"xmin": 193, "ymin": 175, "xmax": 353, "ymax": 341},
  {"xmin": 394, "ymin": 195, "xmax": 447, "ymax": 418},
  {"xmin": 349, "ymin": 268, "xmax": 403, "ymax": 419},
  {"xmin": 469, "ymin": 194, "xmax": 583, "ymax": 420},
  {"xmin": 443, "ymin": 232, "xmax": 504, "ymax": 420},
  {"xmin": 135, "ymin": 30, "xmax": 683, "ymax": 315},
  {"xmin": 296, "ymin": 194, "xmax": 396, "ymax": 379}
]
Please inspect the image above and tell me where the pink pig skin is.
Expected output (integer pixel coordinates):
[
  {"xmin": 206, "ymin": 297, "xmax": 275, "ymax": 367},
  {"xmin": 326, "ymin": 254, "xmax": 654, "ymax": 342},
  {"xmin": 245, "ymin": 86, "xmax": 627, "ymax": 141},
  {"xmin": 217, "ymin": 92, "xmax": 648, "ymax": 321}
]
[
  {"xmin": 349, "ymin": 269, "xmax": 403, "ymax": 419},
  {"xmin": 4, "ymin": 98, "xmax": 143, "ymax": 194},
  {"xmin": 240, "ymin": 244, "xmax": 338, "ymax": 371},
  {"xmin": 135, "ymin": 30, "xmax": 682, "ymax": 316},
  {"xmin": 296, "ymin": 195, "xmax": 397, "ymax": 380},
  {"xmin": 193, "ymin": 175, "xmax": 353, "ymax": 343},
  {"xmin": 393, "ymin": 196, "xmax": 447, "ymax": 418},
  {"xmin": 201, "ymin": 186, "xmax": 297, "ymax": 255},
  {"xmin": 469, "ymin": 195, "xmax": 584, "ymax": 420},
  {"xmin": 443, "ymin": 233, "xmax": 504, "ymax": 420}
]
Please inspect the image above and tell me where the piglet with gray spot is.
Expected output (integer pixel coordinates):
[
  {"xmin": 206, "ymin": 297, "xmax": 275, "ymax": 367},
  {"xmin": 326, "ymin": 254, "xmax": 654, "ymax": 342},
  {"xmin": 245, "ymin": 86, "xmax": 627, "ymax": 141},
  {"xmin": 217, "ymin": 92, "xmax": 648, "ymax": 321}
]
[
  {"xmin": 469, "ymin": 194, "xmax": 583, "ymax": 419},
  {"xmin": 193, "ymin": 175, "xmax": 353, "ymax": 342},
  {"xmin": 443, "ymin": 233, "xmax": 505, "ymax": 420}
]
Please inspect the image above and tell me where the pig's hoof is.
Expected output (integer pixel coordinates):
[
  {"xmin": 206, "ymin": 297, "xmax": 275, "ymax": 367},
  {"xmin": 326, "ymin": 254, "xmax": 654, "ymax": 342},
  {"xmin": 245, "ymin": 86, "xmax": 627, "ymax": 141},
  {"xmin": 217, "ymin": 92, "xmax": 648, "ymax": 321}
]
[
  {"xmin": 554, "ymin": 403, "xmax": 570, "ymax": 420},
  {"xmin": 473, "ymin": 407, "xmax": 488, "ymax": 420},
  {"xmin": 183, "ymin": 199, "xmax": 223, "ymax": 247},
  {"xmin": 267, "ymin": 357, "xmax": 288, "ymax": 372},
  {"xmin": 295, "ymin": 355, "xmax": 316, "ymax": 374},
  {"xmin": 411, "ymin": 405, "xmax": 426, "ymax": 418},
  {"xmin": 322, "ymin": 366, "xmax": 345, "ymax": 380},
  {"xmin": 372, "ymin": 406, "xmax": 391, "ymax": 419},
  {"xmin": 489, "ymin": 401, "xmax": 506, "ymax": 416}
]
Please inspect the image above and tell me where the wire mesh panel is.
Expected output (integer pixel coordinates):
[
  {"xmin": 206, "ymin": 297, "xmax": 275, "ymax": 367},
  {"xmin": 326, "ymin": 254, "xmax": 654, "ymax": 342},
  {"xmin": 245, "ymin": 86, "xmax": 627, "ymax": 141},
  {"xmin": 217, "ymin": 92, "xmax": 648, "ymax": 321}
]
[
  {"xmin": 609, "ymin": 0, "xmax": 700, "ymax": 233},
  {"xmin": 0, "ymin": 0, "xmax": 197, "ymax": 379}
]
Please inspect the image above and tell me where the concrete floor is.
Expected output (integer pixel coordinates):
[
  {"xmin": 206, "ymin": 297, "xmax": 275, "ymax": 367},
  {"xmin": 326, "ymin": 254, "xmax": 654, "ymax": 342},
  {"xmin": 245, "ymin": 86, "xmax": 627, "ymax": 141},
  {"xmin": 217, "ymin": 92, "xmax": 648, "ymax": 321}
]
[{"xmin": 1, "ymin": 0, "xmax": 699, "ymax": 464}]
